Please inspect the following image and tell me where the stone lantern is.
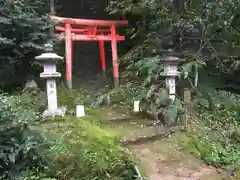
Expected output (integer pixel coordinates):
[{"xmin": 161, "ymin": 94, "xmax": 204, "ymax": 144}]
[
  {"xmin": 160, "ymin": 56, "xmax": 184, "ymax": 102},
  {"xmin": 35, "ymin": 43, "xmax": 65, "ymax": 117}
]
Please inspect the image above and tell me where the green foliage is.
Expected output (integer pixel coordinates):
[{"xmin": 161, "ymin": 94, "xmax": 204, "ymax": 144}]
[
  {"xmin": 42, "ymin": 116, "xmax": 136, "ymax": 180},
  {"xmin": 0, "ymin": 94, "xmax": 46, "ymax": 179},
  {"xmin": 19, "ymin": 89, "xmax": 47, "ymax": 113},
  {"xmin": 108, "ymin": 0, "xmax": 240, "ymax": 73},
  {"xmin": 164, "ymin": 98, "xmax": 181, "ymax": 125},
  {"xmin": 21, "ymin": 169, "xmax": 57, "ymax": 180},
  {"xmin": 58, "ymin": 88, "xmax": 94, "ymax": 110},
  {"xmin": 0, "ymin": 0, "xmax": 51, "ymax": 88},
  {"xmin": 91, "ymin": 85, "xmax": 136, "ymax": 108},
  {"xmin": 0, "ymin": 94, "xmax": 38, "ymax": 127},
  {"xmin": 185, "ymin": 89, "xmax": 240, "ymax": 167},
  {"xmin": 92, "ymin": 82, "xmax": 181, "ymax": 124}
]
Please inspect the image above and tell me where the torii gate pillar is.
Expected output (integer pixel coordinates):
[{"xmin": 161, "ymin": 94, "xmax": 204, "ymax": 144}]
[
  {"xmin": 111, "ymin": 25, "xmax": 119, "ymax": 88},
  {"xmin": 65, "ymin": 23, "xmax": 72, "ymax": 89}
]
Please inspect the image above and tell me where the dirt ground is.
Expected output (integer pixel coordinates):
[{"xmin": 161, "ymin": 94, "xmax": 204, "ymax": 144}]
[{"xmin": 129, "ymin": 141, "xmax": 222, "ymax": 180}]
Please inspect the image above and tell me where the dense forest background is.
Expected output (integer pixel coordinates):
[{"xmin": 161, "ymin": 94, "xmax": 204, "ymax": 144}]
[
  {"xmin": 107, "ymin": 0, "xmax": 240, "ymax": 90},
  {"xmin": 0, "ymin": 0, "xmax": 240, "ymax": 91}
]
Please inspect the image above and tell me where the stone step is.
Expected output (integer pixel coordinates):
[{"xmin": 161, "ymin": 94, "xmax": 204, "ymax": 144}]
[
  {"xmin": 103, "ymin": 116, "xmax": 160, "ymax": 127},
  {"xmin": 120, "ymin": 126, "xmax": 182, "ymax": 146},
  {"xmin": 103, "ymin": 117, "xmax": 134, "ymax": 124}
]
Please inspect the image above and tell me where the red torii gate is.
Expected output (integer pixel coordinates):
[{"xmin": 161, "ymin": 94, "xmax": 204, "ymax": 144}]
[{"xmin": 50, "ymin": 16, "xmax": 128, "ymax": 89}]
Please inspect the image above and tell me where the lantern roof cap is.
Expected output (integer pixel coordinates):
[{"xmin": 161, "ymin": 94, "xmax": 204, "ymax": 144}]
[
  {"xmin": 34, "ymin": 43, "xmax": 63, "ymax": 64},
  {"xmin": 35, "ymin": 52, "xmax": 63, "ymax": 61}
]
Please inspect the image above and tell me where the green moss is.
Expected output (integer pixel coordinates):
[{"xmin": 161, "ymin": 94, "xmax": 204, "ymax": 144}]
[
  {"xmin": 177, "ymin": 133, "xmax": 201, "ymax": 157},
  {"xmin": 41, "ymin": 116, "xmax": 136, "ymax": 180},
  {"xmin": 236, "ymin": 167, "xmax": 240, "ymax": 178}
]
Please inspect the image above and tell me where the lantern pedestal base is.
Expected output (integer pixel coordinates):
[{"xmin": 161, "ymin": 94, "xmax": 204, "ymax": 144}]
[{"xmin": 43, "ymin": 106, "xmax": 68, "ymax": 117}]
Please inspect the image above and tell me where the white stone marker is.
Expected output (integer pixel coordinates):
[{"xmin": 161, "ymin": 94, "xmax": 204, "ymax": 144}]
[
  {"xmin": 160, "ymin": 56, "xmax": 184, "ymax": 102},
  {"xmin": 166, "ymin": 77, "xmax": 176, "ymax": 101},
  {"xmin": 133, "ymin": 100, "xmax": 140, "ymax": 112},
  {"xmin": 35, "ymin": 43, "xmax": 65, "ymax": 117},
  {"xmin": 76, "ymin": 105, "xmax": 85, "ymax": 117}
]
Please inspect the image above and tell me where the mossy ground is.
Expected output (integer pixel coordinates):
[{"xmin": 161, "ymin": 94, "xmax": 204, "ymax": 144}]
[{"xmin": 34, "ymin": 115, "xmax": 136, "ymax": 180}]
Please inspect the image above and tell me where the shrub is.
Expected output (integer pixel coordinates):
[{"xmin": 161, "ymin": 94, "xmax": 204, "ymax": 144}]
[{"xmin": 0, "ymin": 94, "xmax": 46, "ymax": 179}]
